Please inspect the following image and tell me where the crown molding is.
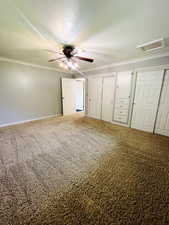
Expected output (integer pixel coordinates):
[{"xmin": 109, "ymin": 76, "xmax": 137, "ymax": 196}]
[
  {"xmin": 86, "ymin": 72, "xmax": 116, "ymax": 78},
  {"xmin": 134, "ymin": 64, "xmax": 169, "ymax": 72},
  {"xmin": 82, "ymin": 51, "xmax": 169, "ymax": 73},
  {"xmin": 0, "ymin": 56, "xmax": 70, "ymax": 73}
]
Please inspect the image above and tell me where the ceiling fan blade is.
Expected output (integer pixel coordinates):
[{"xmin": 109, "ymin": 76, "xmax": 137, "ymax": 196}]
[
  {"xmin": 44, "ymin": 49, "xmax": 64, "ymax": 56},
  {"xmin": 48, "ymin": 57, "xmax": 65, "ymax": 63},
  {"xmin": 48, "ymin": 59, "xmax": 58, "ymax": 62},
  {"xmin": 75, "ymin": 56, "xmax": 94, "ymax": 63}
]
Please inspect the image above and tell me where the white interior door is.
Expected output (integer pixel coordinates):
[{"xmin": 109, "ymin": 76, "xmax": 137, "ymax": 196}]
[
  {"xmin": 155, "ymin": 70, "xmax": 169, "ymax": 136},
  {"xmin": 131, "ymin": 70, "xmax": 164, "ymax": 132},
  {"xmin": 102, "ymin": 76, "xmax": 115, "ymax": 122},
  {"xmin": 88, "ymin": 77, "xmax": 102, "ymax": 119},
  {"xmin": 62, "ymin": 78, "xmax": 76, "ymax": 115}
]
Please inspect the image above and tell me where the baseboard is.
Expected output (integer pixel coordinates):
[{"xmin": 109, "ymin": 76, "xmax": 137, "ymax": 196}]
[
  {"xmin": 0, "ymin": 114, "xmax": 62, "ymax": 128},
  {"xmin": 111, "ymin": 120, "xmax": 130, "ymax": 128},
  {"xmin": 86, "ymin": 115, "xmax": 130, "ymax": 128}
]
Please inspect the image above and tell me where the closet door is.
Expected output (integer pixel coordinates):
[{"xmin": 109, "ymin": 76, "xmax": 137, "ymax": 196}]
[
  {"xmin": 114, "ymin": 71, "xmax": 132, "ymax": 124},
  {"xmin": 155, "ymin": 70, "xmax": 169, "ymax": 136},
  {"xmin": 102, "ymin": 76, "xmax": 115, "ymax": 122},
  {"xmin": 87, "ymin": 77, "xmax": 102, "ymax": 119},
  {"xmin": 131, "ymin": 70, "xmax": 164, "ymax": 132}
]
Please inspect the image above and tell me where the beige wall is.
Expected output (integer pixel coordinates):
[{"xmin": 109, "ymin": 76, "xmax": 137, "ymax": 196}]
[{"xmin": 0, "ymin": 61, "xmax": 71, "ymax": 126}]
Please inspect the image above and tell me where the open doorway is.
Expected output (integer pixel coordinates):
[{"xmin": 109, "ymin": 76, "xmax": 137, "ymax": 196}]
[
  {"xmin": 61, "ymin": 78, "xmax": 85, "ymax": 116},
  {"xmin": 76, "ymin": 78, "xmax": 85, "ymax": 112}
]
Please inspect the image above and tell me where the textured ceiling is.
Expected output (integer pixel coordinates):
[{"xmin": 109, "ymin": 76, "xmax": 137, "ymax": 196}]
[{"xmin": 0, "ymin": 0, "xmax": 169, "ymax": 72}]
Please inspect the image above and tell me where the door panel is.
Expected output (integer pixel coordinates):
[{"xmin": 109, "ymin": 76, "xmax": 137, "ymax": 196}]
[
  {"xmin": 102, "ymin": 76, "xmax": 115, "ymax": 122},
  {"xmin": 62, "ymin": 78, "xmax": 76, "ymax": 116},
  {"xmin": 155, "ymin": 70, "xmax": 169, "ymax": 136},
  {"xmin": 131, "ymin": 70, "xmax": 164, "ymax": 132},
  {"xmin": 114, "ymin": 71, "xmax": 132, "ymax": 124},
  {"xmin": 115, "ymin": 72, "xmax": 132, "ymax": 98},
  {"xmin": 88, "ymin": 77, "xmax": 102, "ymax": 119}
]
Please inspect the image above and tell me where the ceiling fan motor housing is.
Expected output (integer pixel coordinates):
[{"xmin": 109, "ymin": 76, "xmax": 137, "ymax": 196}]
[{"xmin": 63, "ymin": 45, "xmax": 75, "ymax": 58}]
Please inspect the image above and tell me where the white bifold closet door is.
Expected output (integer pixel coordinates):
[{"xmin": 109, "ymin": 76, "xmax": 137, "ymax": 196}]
[
  {"xmin": 114, "ymin": 71, "xmax": 132, "ymax": 124},
  {"xmin": 101, "ymin": 76, "xmax": 115, "ymax": 122},
  {"xmin": 131, "ymin": 70, "xmax": 164, "ymax": 132},
  {"xmin": 155, "ymin": 70, "xmax": 169, "ymax": 136},
  {"xmin": 87, "ymin": 77, "xmax": 102, "ymax": 119}
]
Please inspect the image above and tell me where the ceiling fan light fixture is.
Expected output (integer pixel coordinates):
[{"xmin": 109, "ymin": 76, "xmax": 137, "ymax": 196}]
[
  {"xmin": 67, "ymin": 61, "xmax": 73, "ymax": 67},
  {"xmin": 67, "ymin": 61, "xmax": 78, "ymax": 70},
  {"xmin": 46, "ymin": 44, "xmax": 94, "ymax": 74},
  {"xmin": 59, "ymin": 62, "xmax": 64, "ymax": 67},
  {"xmin": 74, "ymin": 63, "xmax": 78, "ymax": 68},
  {"xmin": 64, "ymin": 65, "xmax": 68, "ymax": 69}
]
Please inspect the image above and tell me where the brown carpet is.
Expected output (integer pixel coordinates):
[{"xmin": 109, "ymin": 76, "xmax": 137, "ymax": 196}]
[{"xmin": 0, "ymin": 114, "xmax": 169, "ymax": 225}]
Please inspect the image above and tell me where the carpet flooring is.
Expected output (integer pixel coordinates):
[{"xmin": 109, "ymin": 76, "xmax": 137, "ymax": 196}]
[{"xmin": 0, "ymin": 114, "xmax": 169, "ymax": 225}]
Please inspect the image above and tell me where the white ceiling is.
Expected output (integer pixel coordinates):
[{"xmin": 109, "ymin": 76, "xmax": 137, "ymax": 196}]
[{"xmin": 1, "ymin": 0, "xmax": 169, "ymax": 72}]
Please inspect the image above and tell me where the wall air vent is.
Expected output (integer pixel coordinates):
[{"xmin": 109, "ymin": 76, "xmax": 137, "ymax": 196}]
[{"xmin": 137, "ymin": 38, "xmax": 165, "ymax": 52}]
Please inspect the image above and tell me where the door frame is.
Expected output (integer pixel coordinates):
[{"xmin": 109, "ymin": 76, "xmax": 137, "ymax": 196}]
[{"xmin": 75, "ymin": 78, "xmax": 85, "ymax": 112}]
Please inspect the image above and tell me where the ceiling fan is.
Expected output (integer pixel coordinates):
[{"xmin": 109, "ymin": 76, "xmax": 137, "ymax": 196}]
[{"xmin": 46, "ymin": 44, "xmax": 94, "ymax": 70}]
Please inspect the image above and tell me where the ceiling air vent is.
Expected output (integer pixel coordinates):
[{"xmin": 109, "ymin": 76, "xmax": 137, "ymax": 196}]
[{"xmin": 137, "ymin": 38, "xmax": 165, "ymax": 52}]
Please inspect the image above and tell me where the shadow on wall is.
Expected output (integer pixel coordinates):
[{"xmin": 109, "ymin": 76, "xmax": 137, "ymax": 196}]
[
  {"xmin": 11, "ymin": 0, "xmax": 142, "ymax": 46},
  {"xmin": 71, "ymin": 0, "xmax": 143, "ymax": 45}
]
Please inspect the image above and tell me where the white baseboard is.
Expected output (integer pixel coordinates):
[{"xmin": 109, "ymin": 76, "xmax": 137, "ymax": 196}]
[{"xmin": 0, "ymin": 114, "xmax": 62, "ymax": 128}]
